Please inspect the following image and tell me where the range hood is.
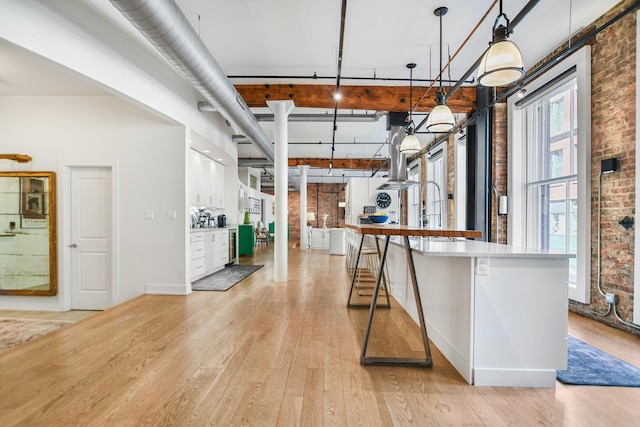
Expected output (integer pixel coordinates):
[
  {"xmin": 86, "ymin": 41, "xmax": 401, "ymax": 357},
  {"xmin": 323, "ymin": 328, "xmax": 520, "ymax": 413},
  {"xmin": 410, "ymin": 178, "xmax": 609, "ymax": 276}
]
[{"xmin": 377, "ymin": 114, "xmax": 420, "ymax": 191}]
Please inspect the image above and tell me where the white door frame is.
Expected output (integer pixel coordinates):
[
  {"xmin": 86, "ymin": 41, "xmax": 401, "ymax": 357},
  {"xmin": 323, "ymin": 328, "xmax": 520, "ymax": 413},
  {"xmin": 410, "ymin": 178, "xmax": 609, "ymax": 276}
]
[{"xmin": 59, "ymin": 160, "xmax": 119, "ymax": 311}]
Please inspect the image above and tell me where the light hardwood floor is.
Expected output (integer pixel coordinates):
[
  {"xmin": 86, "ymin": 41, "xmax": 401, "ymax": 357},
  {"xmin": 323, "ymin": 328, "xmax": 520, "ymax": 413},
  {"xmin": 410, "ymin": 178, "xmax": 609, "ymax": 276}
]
[{"xmin": 1, "ymin": 244, "xmax": 639, "ymax": 426}]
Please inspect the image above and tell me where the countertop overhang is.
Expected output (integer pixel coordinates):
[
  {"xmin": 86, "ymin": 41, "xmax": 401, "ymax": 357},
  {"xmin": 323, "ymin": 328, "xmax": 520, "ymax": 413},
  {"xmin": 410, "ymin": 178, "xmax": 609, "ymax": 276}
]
[{"xmin": 344, "ymin": 224, "xmax": 575, "ymax": 259}]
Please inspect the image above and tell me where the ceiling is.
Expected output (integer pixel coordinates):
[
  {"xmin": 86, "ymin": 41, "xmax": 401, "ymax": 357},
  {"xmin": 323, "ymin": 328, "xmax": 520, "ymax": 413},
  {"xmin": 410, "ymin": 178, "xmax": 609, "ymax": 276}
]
[
  {"xmin": 174, "ymin": 0, "xmax": 618, "ymax": 187},
  {"xmin": 0, "ymin": 0, "xmax": 620, "ymax": 188}
]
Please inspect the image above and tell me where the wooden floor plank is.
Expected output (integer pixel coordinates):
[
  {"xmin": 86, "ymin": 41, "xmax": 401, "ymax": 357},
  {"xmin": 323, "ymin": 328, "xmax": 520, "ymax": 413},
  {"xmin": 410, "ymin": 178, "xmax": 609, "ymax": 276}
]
[{"xmin": 1, "ymin": 244, "xmax": 640, "ymax": 426}]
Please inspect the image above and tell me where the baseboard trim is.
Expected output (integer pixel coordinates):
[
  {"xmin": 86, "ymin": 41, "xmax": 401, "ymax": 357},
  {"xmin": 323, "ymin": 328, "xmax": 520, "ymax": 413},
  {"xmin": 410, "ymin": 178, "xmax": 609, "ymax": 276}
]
[
  {"xmin": 145, "ymin": 283, "xmax": 191, "ymax": 295},
  {"xmin": 473, "ymin": 368, "xmax": 557, "ymax": 388}
]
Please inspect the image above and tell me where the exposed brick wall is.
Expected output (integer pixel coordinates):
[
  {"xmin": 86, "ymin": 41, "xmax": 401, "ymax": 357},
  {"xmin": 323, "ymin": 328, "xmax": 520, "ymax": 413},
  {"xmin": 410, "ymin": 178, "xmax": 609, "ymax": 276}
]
[
  {"xmin": 286, "ymin": 183, "xmax": 346, "ymax": 242},
  {"xmin": 493, "ymin": 104, "xmax": 508, "ymax": 244},
  {"xmin": 578, "ymin": 0, "xmax": 637, "ymax": 333},
  {"xmin": 508, "ymin": 0, "xmax": 638, "ymax": 334},
  {"xmin": 446, "ymin": 134, "xmax": 455, "ymax": 227}
]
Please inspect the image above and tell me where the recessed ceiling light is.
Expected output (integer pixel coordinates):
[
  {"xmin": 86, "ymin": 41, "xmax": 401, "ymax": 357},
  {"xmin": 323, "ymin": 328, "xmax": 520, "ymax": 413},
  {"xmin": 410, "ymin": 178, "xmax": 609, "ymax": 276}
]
[
  {"xmin": 333, "ymin": 92, "xmax": 342, "ymax": 100},
  {"xmin": 203, "ymin": 149, "xmax": 210, "ymax": 153}
]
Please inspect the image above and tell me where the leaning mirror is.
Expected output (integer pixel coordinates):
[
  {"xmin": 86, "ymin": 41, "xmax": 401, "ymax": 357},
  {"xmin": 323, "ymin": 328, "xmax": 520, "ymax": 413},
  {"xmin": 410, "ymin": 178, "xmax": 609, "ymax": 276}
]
[{"xmin": 0, "ymin": 172, "xmax": 56, "ymax": 296}]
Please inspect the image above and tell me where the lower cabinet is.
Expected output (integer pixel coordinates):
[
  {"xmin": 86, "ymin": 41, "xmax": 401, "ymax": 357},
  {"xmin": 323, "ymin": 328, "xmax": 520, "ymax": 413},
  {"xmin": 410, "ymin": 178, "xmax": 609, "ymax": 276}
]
[
  {"xmin": 191, "ymin": 229, "xmax": 230, "ymax": 281},
  {"xmin": 215, "ymin": 230, "xmax": 229, "ymax": 266},
  {"xmin": 311, "ymin": 228, "xmax": 330, "ymax": 249},
  {"xmin": 190, "ymin": 232, "xmax": 207, "ymax": 280}
]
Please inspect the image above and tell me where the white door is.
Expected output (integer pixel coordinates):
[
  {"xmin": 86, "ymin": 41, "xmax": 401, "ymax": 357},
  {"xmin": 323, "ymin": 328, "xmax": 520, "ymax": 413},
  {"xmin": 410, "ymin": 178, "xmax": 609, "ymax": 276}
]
[{"xmin": 70, "ymin": 167, "xmax": 112, "ymax": 310}]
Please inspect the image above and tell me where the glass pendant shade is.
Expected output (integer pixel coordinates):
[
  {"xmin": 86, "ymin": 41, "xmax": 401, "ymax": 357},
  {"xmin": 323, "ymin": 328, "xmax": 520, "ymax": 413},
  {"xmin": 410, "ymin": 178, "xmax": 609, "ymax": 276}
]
[
  {"xmin": 400, "ymin": 133, "xmax": 421, "ymax": 154},
  {"xmin": 478, "ymin": 38, "xmax": 525, "ymax": 87},
  {"xmin": 425, "ymin": 104, "xmax": 455, "ymax": 133}
]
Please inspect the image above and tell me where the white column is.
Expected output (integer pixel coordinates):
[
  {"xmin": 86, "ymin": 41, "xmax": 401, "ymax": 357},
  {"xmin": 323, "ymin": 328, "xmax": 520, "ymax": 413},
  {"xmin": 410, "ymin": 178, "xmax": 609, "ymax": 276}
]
[
  {"xmin": 298, "ymin": 165, "xmax": 310, "ymax": 248},
  {"xmin": 267, "ymin": 100, "xmax": 295, "ymax": 282}
]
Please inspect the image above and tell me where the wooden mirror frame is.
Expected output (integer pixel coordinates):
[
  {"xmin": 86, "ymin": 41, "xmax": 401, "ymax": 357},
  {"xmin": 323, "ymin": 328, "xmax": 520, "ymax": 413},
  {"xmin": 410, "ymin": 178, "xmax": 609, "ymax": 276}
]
[{"xmin": 0, "ymin": 171, "xmax": 57, "ymax": 296}]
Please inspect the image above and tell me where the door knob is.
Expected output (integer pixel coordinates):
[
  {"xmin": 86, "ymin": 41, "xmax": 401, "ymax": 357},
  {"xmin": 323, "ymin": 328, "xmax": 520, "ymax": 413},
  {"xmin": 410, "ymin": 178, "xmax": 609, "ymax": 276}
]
[{"xmin": 69, "ymin": 243, "xmax": 78, "ymax": 248}]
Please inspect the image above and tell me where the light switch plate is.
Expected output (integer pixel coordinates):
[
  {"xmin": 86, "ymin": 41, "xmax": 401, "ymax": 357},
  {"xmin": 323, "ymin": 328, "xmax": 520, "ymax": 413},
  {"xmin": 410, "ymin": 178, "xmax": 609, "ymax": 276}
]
[
  {"xmin": 144, "ymin": 210, "xmax": 154, "ymax": 220},
  {"xmin": 167, "ymin": 210, "xmax": 177, "ymax": 220}
]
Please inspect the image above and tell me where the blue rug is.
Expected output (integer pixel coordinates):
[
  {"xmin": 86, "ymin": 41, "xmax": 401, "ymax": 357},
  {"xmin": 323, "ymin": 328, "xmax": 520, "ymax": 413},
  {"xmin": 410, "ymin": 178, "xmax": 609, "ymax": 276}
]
[{"xmin": 557, "ymin": 335, "xmax": 640, "ymax": 386}]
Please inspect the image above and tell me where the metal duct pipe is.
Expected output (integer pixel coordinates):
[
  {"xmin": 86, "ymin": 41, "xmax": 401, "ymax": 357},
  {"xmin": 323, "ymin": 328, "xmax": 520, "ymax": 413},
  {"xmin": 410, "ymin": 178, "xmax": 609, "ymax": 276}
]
[
  {"xmin": 388, "ymin": 125, "xmax": 406, "ymax": 183},
  {"xmin": 203, "ymin": 104, "xmax": 386, "ymax": 122},
  {"xmin": 110, "ymin": 0, "xmax": 274, "ymax": 164},
  {"xmin": 254, "ymin": 111, "xmax": 386, "ymax": 123},
  {"xmin": 238, "ymin": 159, "xmax": 275, "ymax": 168}
]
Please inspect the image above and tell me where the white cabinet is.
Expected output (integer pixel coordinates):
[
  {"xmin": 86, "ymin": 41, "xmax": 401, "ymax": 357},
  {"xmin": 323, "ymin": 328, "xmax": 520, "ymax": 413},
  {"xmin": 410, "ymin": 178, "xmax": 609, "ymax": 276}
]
[
  {"xmin": 214, "ymin": 229, "xmax": 229, "ymax": 266},
  {"xmin": 192, "ymin": 229, "xmax": 229, "ymax": 282},
  {"xmin": 202, "ymin": 157, "xmax": 214, "ymax": 207},
  {"xmin": 214, "ymin": 161, "xmax": 225, "ymax": 207},
  {"xmin": 205, "ymin": 230, "xmax": 216, "ymax": 272},
  {"xmin": 190, "ymin": 149, "xmax": 225, "ymax": 208},
  {"xmin": 190, "ymin": 150, "xmax": 203, "ymax": 205},
  {"xmin": 311, "ymin": 228, "xmax": 330, "ymax": 249},
  {"xmin": 190, "ymin": 232, "xmax": 206, "ymax": 280}
]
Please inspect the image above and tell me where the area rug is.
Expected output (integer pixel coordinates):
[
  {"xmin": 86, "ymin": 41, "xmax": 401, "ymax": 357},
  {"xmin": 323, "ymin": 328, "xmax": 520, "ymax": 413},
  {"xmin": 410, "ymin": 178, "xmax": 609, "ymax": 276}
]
[
  {"xmin": 556, "ymin": 335, "xmax": 640, "ymax": 386},
  {"xmin": 0, "ymin": 318, "xmax": 73, "ymax": 352},
  {"xmin": 191, "ymin": 264, "xmax": 264, "ymax": 291}
]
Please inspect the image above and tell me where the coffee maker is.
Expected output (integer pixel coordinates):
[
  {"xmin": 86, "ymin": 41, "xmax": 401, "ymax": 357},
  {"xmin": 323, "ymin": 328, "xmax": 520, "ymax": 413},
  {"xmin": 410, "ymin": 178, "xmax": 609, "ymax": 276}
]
[{"xmin": 217, "ymin": 214, "xmax": 227, "ymax": 228}]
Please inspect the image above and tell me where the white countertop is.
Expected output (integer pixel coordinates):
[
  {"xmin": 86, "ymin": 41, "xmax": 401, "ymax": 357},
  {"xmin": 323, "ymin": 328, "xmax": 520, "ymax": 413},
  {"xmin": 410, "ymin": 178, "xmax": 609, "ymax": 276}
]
[
  {"xmin": 191, "ymin": 227, "xmax": 235, "ymax": 233},
  {"xmin": 384, "ymin": 235, "xmax": 575, "ymax": 259}
]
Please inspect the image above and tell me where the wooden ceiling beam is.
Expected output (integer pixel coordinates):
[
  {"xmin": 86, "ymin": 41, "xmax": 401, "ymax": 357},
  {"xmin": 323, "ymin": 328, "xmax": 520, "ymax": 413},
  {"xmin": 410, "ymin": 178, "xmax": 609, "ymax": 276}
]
[
  {"xmin": 288, "ymin": 158, "xmax": 387, "ymax": 170},
  {"xmin": 235, "ymin": 84, "xmax": 476, "ymax": 113}
]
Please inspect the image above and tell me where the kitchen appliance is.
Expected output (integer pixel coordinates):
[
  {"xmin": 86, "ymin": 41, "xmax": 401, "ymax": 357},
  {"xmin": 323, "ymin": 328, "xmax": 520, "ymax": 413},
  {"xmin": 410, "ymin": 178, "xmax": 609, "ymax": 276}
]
[
  {"xmin": 376, "ymin": 112, "xmax": 420, "ymax": 191},
  {"xmin": 363, "ymin": 206, "xmax": 376, "ymax": 214},
  {"xmin": 228, "ymin": 229, "xmax": 237, "ymax": 265},
  {"xmin": 197, "ymin": 209, "xmax": 210, "ymax": 228},
  {"xmin": 217, "ymin": 214, "xmax": 227, "ymax": 228}
]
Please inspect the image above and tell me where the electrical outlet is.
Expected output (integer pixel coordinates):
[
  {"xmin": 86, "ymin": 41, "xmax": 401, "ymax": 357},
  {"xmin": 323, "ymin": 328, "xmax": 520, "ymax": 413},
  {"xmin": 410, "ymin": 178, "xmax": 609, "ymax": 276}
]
[
  {"xmin": 605, "ymin": 292, "xmax": 618, "ymax": 304},
  {"xmin": 477, "ymin": 257, "xmax": 489, "ymax": 275}
]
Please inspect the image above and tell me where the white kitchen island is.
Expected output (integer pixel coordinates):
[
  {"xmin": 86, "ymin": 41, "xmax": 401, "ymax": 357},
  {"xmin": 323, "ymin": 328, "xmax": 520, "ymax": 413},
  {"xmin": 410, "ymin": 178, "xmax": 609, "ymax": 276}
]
[{"xmin": 345, "ymin": 226, "xmax": 574, "ymax": 388}]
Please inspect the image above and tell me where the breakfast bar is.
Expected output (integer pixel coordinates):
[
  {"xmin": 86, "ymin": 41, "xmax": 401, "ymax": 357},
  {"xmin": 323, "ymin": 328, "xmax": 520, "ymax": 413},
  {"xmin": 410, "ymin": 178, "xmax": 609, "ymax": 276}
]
[
  {"xmin": 345, "ymin": 224, "xmax": 482, "ymax": 368},
  {"xmin": 345, "ymin": 224, "xmax": 574, "ymax": 388}
]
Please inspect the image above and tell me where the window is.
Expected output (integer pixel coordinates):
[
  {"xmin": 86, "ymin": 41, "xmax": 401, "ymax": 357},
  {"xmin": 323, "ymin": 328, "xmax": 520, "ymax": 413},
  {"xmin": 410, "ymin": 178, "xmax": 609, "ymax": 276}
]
[
  {"xmin": 455, "ymin": 133, "xmax": 467, "ymax": 229},
  {"xmin": 407, "ymin": 161, "xmax": 421, "ymax": 226},
  {"xmin": 550, "ymin": 150, "xmax": 563, "ymax": 178},
  {"xmin": 509, "ymin": 46, "xmax": 591, "ymax": 303},
  {"xmin": 425, "ymin": 147, "xmax": 446, "ymax": 229}
]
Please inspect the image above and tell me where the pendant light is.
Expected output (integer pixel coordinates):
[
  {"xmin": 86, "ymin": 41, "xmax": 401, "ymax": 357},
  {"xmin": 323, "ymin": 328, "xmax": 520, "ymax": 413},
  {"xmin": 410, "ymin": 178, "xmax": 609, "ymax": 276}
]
[
  {"xmin": 399, "ymin": 63, "xmax": 421, "ymax": 154},
  {"xmin": 478, "ymin": 0, "xmax": 525, "ymax": 87},
  {"xmin": 425, "ymin": 6, "xmax": 455, "ymax": 133}
]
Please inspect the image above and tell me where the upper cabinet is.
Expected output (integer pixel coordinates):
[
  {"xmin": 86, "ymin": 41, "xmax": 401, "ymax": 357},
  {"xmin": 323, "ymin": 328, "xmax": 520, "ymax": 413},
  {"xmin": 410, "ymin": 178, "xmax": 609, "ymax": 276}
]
[
  {"xmin": 190, "ymin": 149, "xmax": 225, "ymax": 208},
  {"xmin": 190, "ymin": 149, "xmax": 203, "ymax": 205},
  {"xmin": 214, "ymin": 160, "xmax": 225, "ymax": 207}
]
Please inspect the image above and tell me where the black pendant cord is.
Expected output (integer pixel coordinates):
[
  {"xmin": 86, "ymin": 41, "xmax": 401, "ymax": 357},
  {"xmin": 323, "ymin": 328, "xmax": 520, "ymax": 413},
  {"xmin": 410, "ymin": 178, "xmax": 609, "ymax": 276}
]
[
  {"xmin": 433, "ymin": 6, "xmax": 448, "ymax": 99},
  {"xmin": 403, "ymin": 62, "xmax": 417, "ymax": 135},
  {"xmin": 438, "ymin": 10, "xmax": 443, "ymax": 93},
  {"xmin": 408, "ymin": 66, "xmax": 414, "ymax": 130},
  {"xmin": 329, "ymin": 0, "xmax": 348, "ymax": 175}
]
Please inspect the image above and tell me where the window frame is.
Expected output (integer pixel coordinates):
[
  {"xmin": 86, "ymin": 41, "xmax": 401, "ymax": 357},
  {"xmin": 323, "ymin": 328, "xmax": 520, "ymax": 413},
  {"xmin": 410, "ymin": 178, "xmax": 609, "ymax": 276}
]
[
  {"xmin": 508, "ymin": 46, "xmax": 591, "ymax": 303},
  {"xmin": 407, "ymin": 160, "xmax": 421, "ymax": 227},
  {"xmin": 425, "ymin": 144, "xmax": 447, "ymax": 229}
]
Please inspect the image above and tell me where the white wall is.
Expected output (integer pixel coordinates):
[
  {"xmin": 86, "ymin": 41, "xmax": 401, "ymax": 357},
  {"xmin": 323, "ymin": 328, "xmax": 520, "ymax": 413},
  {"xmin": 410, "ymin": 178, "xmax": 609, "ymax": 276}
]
[
  {"xmin": 0, "ymin": 1, "xmax": 240, "ymax": 309},
  {"xmin": 239, "ymin": 183, "xmax": 274, "ymax": 226},
  {"xmin": 0, "ymin": 95, "xmax": 186, "ymax": 310}
]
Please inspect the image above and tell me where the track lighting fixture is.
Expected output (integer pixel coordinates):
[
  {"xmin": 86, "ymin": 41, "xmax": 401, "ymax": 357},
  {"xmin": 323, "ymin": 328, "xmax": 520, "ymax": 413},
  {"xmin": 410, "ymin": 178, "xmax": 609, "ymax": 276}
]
[
  {"xmin": 400, "ymin": 63, "xmax": 421, "ymax": 154},
  {"xmin": 425, "ymin": 7, "xmax": 455, "ymax": 133},
  {"xmin": 478, "ymin": 0, "xmax": 525, "ymax": 87}
]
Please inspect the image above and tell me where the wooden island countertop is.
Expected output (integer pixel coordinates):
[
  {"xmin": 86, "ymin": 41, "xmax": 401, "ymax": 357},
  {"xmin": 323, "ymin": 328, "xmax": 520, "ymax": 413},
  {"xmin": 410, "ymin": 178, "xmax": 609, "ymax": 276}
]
[{"xmin": 345, "ymin": 223, "xmax": 482, "ymax": 239}]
